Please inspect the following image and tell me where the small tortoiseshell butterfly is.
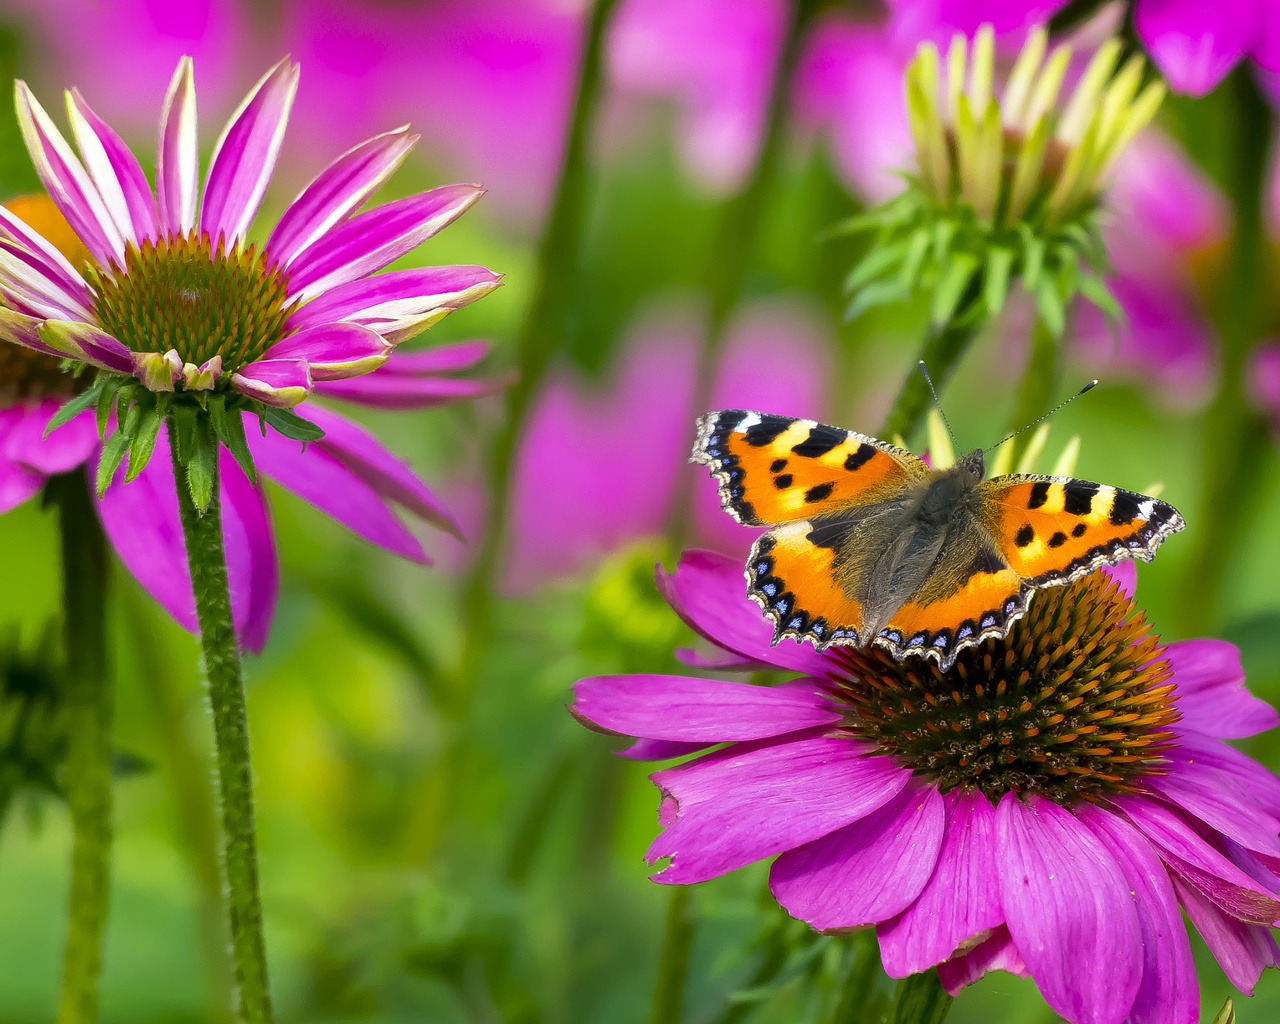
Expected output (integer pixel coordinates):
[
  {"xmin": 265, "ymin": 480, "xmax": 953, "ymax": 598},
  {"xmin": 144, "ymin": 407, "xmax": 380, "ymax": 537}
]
[{"xmin": 692, "ymin": 410, "xmax": 1185, "ymax": 671}]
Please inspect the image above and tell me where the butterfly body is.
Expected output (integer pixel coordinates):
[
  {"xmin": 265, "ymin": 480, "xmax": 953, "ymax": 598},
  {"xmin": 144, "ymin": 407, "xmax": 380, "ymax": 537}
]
[{"xmin": 692, "ymin": 410, "xmax": 1184, "ymax": 670}]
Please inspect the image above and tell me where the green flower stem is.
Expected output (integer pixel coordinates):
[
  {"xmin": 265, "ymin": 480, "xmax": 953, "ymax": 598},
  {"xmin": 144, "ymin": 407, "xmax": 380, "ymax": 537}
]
[
  {"xmin": 50, "ymin": 471, "xmax": 113, "ymax": 1024},
  {"xmin": 458, "ymin": 0, "xmax": 619, "ymax": 692},
  {"xmin": 1005, "ymin": 316, "xmax": 1058, "ymax": 465},
  {"xmin": 1178, "ymin": 70, "xmax": 1274, "ymax": 635},
  {"xmin": 170, "ymin": 418, "xmax": 272, "ymax": 1024},
  {"xmin": 886, "ymin": 971, "xmax": 953, "ymax": 1024},
  {"xmin": 829, "ymin": 931, "xmax": 885, "ymax": 1023},
  {"xmin": 650, "ymin": 886, "xmax": 694, "ymax": 1024},
  {"xmin": 667, "ymin": 0, "xmax": 819, "ymax": 548}
]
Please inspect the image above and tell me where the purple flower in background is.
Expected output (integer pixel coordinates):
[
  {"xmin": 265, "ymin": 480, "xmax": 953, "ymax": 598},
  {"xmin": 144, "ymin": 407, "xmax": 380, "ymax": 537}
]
[
  {"xmin": 1247, "ymin": 341, "xmax": 1280, "ymax": 427},
  {"xmin": 0, "ymin": 58, "xmax": 502, "ymax": 648},
  {"xmin": 505, "ymin": 298, "xmax": 830, "ymax": 590},
  {"xmin": 575, "ymin": 550, "xmax": 1280, "ymax": 1022}
]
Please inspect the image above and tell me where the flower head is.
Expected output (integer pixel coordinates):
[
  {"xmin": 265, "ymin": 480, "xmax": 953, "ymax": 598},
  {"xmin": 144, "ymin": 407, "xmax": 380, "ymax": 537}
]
[
  {"xmin": 843, "ymin": 24, "xmax": 1164, "ymax": 334},
  {"xmin": 0, "ymin": 56, "xmax": 500, "ymax": 507},
  {"xmin": 573, "ymin": 550, "xmax": 1280, "ymax": 1022}
]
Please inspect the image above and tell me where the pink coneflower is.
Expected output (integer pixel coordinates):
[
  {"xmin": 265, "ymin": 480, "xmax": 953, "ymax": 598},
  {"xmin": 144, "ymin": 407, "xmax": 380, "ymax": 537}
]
[{"xmin": 574, "ymin": 550, "xmax": 1280, "ymax": 1022}]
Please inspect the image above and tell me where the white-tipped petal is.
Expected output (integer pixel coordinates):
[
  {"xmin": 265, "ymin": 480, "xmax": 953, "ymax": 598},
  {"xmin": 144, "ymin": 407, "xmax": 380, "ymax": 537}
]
[{"xmin": 157, "ymin": 57, "xmax": 198, "ymax": 237}]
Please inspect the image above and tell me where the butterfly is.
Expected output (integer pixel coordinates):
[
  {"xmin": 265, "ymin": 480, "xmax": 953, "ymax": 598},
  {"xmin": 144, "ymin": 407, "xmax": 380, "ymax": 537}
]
[{"xmin": 691, "ymin": 410, "xmax": 1184, "ymax": 671}]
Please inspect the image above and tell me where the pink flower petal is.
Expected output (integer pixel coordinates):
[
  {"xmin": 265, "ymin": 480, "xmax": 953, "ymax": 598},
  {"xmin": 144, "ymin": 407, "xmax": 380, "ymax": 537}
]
[
  {"xmin": 1149, "ymin": 749, "xmax": 1280, "ymax": 858},
  {"xmin": 1077, "ymin": 806, "xmax": 1199, "ymax": 1024},
  {"xmin": 0, "ymin": 239, "xmax": 94, "ymax": 320},
  {"xmin": 0, "ymin": 307, "xmax": 68, "ymax": 359},
  {"xmin": 1134, "ymin": 0, "xmax": 1261, "ymax": 96},
  {"xmin": 352, "ymin": 339, "xmax": 491, "ymax": 375},
  {"xmin": 13, "ymin": 80, "xmax": 125, "ymax": 264},
  {"xmin": 1166, "ymin": 638, "xmax": 1278, "ymax": 738},
  {"xmin": 263, "ymin": 323, "xmax": 391, "ymax": 381},
  {"xmin": 647, "ymin": 734, "xmax": 910, "ymax": 884},
  {"xmin": 0, "ymin": 204, "xmax": 94, "ymax": 308},
  {"xmin": 246, "ymin": 421, "xmax": 427, "ymax": 562},
  {"xmin": 231, "ymin": 358, "xmax": 313, "ymax": 408},
  {"xmin": 0, "ymin": 452, "xmax": 45, "ymax": 513},
  {"xmin": 655, "ymin": 549, "xmax": 831, "ymax": 677},
  {"xmin": 1108, "ymin": 132, "xmax": 1230, "ymax": 254},
  {"xmin": 572, "ymin": 675, "xmax": 841, "ymax": 742},
  {"xmin": 313, "ymin": 371, "xmax": 505, "ymax": 408},
  {"xmin": 39, "ymin": 319, "xmax": 133, "ymax": 373},
  {"xmin": 878, "ymin": 787, "xmax": 1005, "ymax": 976},
  {"xmin": 619, "ymin": 738, "xmax": 711, "ymax": 761},
  {"xmin": 1102, "ymin": 561, "xmax": 1138, "ymax": 600},
  {"xmin": 285, "ymin": 183, "xmax": 486, "ymax": 301},
  {"xmin": 96, "ymin": 426, "xmax": 278, "ymax": 653},
  {"xmin": 286, "ymin": 265, "xmax": 503, "ymax": 335},
  {"xmin": 1248, "ymin": 341, "xmax": 1280, "ymax": 418},
  {"xmin": 267, "ymin": 127, "xmax": 417, "ymax": 267},
  {"xmin": 996, "ymin": 794, "xmax": 1144, "ymax": 1024},
  {"xmin": 1170, "ymin": 874, "xmax": 1280, "ymax": 995},
  {"xmin": 935, "ymin": 925, "xmax": 1029, "ymax": 996},
  {"xmin": 1117, "ymin": 794, "xmax": 1280, "ymax": 924},
  {"xmin": 200, "ymin": 58, "xmax": 300, "ymax": 246},
  {"xmin": 1173, "ymin": 729, "xmax": 1280, "ymax": 821},
  {"xmin": 156, "ymin": 57, "xmax": 198, "ymax": 237},
  {"xmin": 66, "ymin": 88, "xmax": 158, "ymax": 243},
  {"xmin": 770, "ymin": 782, "xmax": 945, "ymax": 932},
  {"xmin": 4, "ymin": 401, "xmax": 98, "ymax": 475},
  {"xmin": 303, "ymin": 405, "xmax": 462, "ymax": 538}
]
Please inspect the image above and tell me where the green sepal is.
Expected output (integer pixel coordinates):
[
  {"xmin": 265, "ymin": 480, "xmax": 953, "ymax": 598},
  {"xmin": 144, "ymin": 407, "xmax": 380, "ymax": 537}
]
[
  {"xmin": 983, "ymin": 246, "xmax": 1014, "ymax": 316},
  {"xmin": 1021, "ymin": 227, "xmax": 1045, "ymax": 290},
  {"xmin": 843, "ymin": 239, "xmax": 909, "ymax": 294},
  {"xmin": 95, "ymin": 377, "xmax": 121, "ymax": 437},
  {"xmin": 844, "ymin": 280, "xmax": 907, "ymax": 322},
  {"xmin": 899, "ymin": 228, "xmax": 931, "ymax": 290},
  {"xmin": 95, "ymin": 430, "xmax": 128, "ymax": 498},
  {"xmin": 185, "ymin": 420, "xmax": 217, "ymax": 513},
  {"xmin": 125, "ymin": 405, "xmax": 161, "ymax": 483},
  {"xmin": 931, "ymin": 253, "xmax": 979, "ymax": 326},
  {"xmin": 932, "ymin": 219, "xmax": 957, "ymax": 264},
  {"xmin": 44, "ymin": 382, "xmax": 102, "ymax": 438},
  {"xmin": 261, "ymin": 405, "xmax": 325, "ymax": 445},
  {"xmin": 1036, "ymin": 276, "xmax": 1065, "ymax": 337},
  {"xmin": 1077, "ymin": 273, "xmax": 1125, "ymax": 323},
  {"xmin": 170, "ymin": 403, "xmax": 198, "ymax": 466},
  {"xmin": 209, "ymin": 394, "xmax": 256, "ymax": 484}
]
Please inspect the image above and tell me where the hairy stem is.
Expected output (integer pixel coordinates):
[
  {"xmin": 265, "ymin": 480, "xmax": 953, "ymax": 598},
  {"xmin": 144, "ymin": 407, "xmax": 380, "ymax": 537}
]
[
  {"xmin": 51, "ymin": 471, "xmax": 113, "ymax": 1024},
  {"xmin": 170, "ymin": 420, "xmax": 272, "ymax": 1023}
]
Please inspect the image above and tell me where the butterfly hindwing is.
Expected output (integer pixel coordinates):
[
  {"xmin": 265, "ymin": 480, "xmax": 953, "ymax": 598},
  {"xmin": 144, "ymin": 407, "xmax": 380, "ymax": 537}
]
[
  {"xmin": 692, "ymin": 410, "xmax": 926, "ymax": 526},
  {"xmin": 748, "ymin": 522, "xmax": 866, "ymax": 646},
  {"xmin": 979, "ymin": 475, "xmax": 1185, "ymax": 586}
]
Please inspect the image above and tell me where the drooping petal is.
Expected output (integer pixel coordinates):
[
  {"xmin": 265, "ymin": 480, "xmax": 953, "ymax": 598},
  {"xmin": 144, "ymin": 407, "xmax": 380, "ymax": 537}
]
[
  {"xmin": 655, "ymin": 549, "xmax": 831, "ymax": 677},
  {"xmin": 342, "ymin": 339, "xmax": 490, "ymax": 375},
  {"xmin": 1133, "ymin": 0, "xmax": 1262, "ymax": 96},
  {"xmin": 65, "ymin": 88, "xmax": 158, "ymax": 242},
  {"xmin": 14, "ymin": 80, "xmax": 125, "ymax": 264},
  {"xmin": 285, "ymin": 266, "xmax": 502, "ymax": 336},
  {"xmin": 1117, "ymin": 794, "xmax": 1280, "ymax": 924},
  {"xmin": 261, "ymin": 323, "xmax": 391, "ymax": 381},
  {"xmin": 1172, "ymin": 729, "xmax": 1280, "ymax": 821},
  {"xmin": 647, "ymin": 734, "xmax": 910, "ymax": 884},
  {"xmin": 4, "ymin": 401, "xmax": 98, "ymax": 475},
  {"xmin": 878, "ymin": 787, "xmax": 1005, "ymax": 976},
  {"xmin": 156, "ymin": 57, "xmax": 198, "ymax": 237},
  {"xmin": 935, "ymin": 925, "xmax": 1029, "ymax": 996},
  {"xmin": 38, "ymin": 319, "xmax": 133, "ymax": 373},
  {"xmin": 619, "ymin": 738, "xmax": 712, "ymax": 761},
  {"xmin": 771, "ymin": 783, "xmax": 945, "ymax": 932},
  {"xmin": 95, "ymin": 427, "xmax": 278, "ymax": 653},
  {"xmin": 996, "ymin": 793, "xmax": 1143, "ymax": 1024},
  {"xmin": 230, "ymin": 358, "xmax": 312, "ymax": 408},
  {"xmin": 302, "ymin": 405, "xmax": 462, "ymax": 538},
  {"xmin": 285, "ymin": 184, "xmax": 486, "ymax": 301},
  {"xmin": 1077, "ymin": 806, "xmax": 1199, "ymax": 1024},
  {"xmin": 572, "ymin": 675, "xmax": 841, "ymax": 742},
  {"xmin": 0, "ymin": 203, "xmax": 94, "ymax": 307},
  {"xmin": 267, "ymin": 128, "xmax": 417, "ymax": 268},
  {"xmin": 0, "ymin": 307, "xmax": 69, "ymax": 359},
  {"xmin": 0, "ymin": 239, "xmax": 94, "ymax": 320},
  {"xmin": 1171, "ymin": 873, "xmax": 1280, "ymax": 995},
  {"xmin": 1166, "ymin": 639, "xmax": 1278, "ymax": 738},
  {"xmin": 246, "ymin": 422, "xmax": 426, "ymax": 563},
  {"xmin": 1150, "ymin": 748, "xmax": 1280, "ymax": 859},
  {"xmin": 200, "ymin": 58, "xmax": 300, "ymax": 246}
]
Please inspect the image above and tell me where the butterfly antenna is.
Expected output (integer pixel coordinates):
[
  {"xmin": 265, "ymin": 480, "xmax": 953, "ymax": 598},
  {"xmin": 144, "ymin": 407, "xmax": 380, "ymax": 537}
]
[
  {"xmin": 989, "ymin": 379, "xmax": 1099, "ymax": 453},
  {"xmin": 918, "ymin": 360, "xmax": 959, "ymax": 448}
]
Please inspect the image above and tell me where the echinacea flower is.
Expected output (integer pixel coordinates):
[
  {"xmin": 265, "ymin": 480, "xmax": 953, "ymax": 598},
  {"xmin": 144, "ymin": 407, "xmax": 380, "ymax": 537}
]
[
  {"xmin": 573, "ymin": 550, "xmax": 1280, "ymax": 1023},
  {"xmin": 0, "ymin": 59, "xmax": 502, "ymax": 649}
]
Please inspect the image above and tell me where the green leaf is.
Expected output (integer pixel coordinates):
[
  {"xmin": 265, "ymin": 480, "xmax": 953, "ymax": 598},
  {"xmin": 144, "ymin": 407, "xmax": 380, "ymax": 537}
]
[
  {"xmin": 95, "ymin": 430, "xmax": 129, "ymax": 497},
  {"xmin": 209, "ymin": 395, "xmax": 256, "ymax": 483},
  {"xmin": 899, "ymin": 228, "xmax": 931, "ymax": 291},
  {"xmin": 932, "ymin": 219, "xmax": 957, "ymax": 264},
  {"xmin": 1077, "ymin": 273, "xmax": 1125, "ymax": 322},
  {"xmin": 125, "ymin": 405, "xmax": 162, "ymax": 482},
  {"xmin": 931, "ymin": 253, "xmax": 979, "ymax": 326},
  {"xmin": 983, "ymin": 246, "xmax": 1014, "ymax": 316},
  {"xmin": 262, "ymin": 405, "xmax": 326, "ymax": 444},
  {"xmin": 1036, "ymin": 277, "xmax": 1065, "ymax": 337},
  {"xmin": 1021, "ymin": 228, "xmax": 1045, "ymax": 290},
  {"xmin": 95, "ymin": 377, "xmax": 120, "ymax": 436},
  {"xmin": 843, "ymin": 239, "xmax": 909, "ymax": 294},
  {"xmin": 44, "ymin": 383, "xmax": 102, "ymax": 438},
  {"xmin": 844, "ymin": 279, "xmax": 907, "ymax": 322},
  {"xmin": 171, "ymin": 403, "xmax": 198, "ymax": 464},
  {"xmin": 186, "ymin": 420, "xmax": 217, "ymax": 512}
]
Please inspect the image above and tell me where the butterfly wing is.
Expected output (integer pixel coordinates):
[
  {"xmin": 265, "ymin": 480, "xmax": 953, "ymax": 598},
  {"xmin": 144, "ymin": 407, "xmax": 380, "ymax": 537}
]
[
  {"xmin": 692, "ymin": 410, "xmax": 927, "ymax": 526},
  {"xmin": 693, "ymin": 410, "xmax": 928, "ymax": 649},
  {"xmin": 977, "ymin": 475, "xmax": 1185, "ymax": 586}
]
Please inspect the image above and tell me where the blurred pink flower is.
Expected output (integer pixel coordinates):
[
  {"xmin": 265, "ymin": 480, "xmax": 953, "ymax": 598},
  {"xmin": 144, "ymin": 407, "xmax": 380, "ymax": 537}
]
[
  {"xmin": 1247, "ymin": 341, "xmax": 1280, "ymax": 423},
  {"xmin": 884, "ymin": 0, "xmax": 1067, "ymax": 51},
  {"xmin": 505, "ymin": 297, "xmax": 830, "ymax": 590}
]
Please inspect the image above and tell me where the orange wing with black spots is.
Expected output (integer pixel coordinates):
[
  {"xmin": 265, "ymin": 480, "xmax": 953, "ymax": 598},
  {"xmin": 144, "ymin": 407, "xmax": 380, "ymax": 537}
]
[
  {"xmin": 691, "ymin": 410, "xmax": 926, "ymax": 526},
  {"xmin": 978, "ymin": 475, "xmax": 1185, "ymax": 586},
  {"xmin": 746, "ymin": 522, "xmax": 866, "ymax": 646}
]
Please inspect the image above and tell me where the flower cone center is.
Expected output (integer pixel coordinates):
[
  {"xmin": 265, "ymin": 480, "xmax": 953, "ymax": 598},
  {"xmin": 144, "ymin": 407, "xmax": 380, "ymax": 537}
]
[
  {"xmin": 89, "ymin": 231, "xmax": 295, "ymax": 373},
  {"xmin": 829, "ymin": 572, "xmax": 1180, "ymax": 803}
]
